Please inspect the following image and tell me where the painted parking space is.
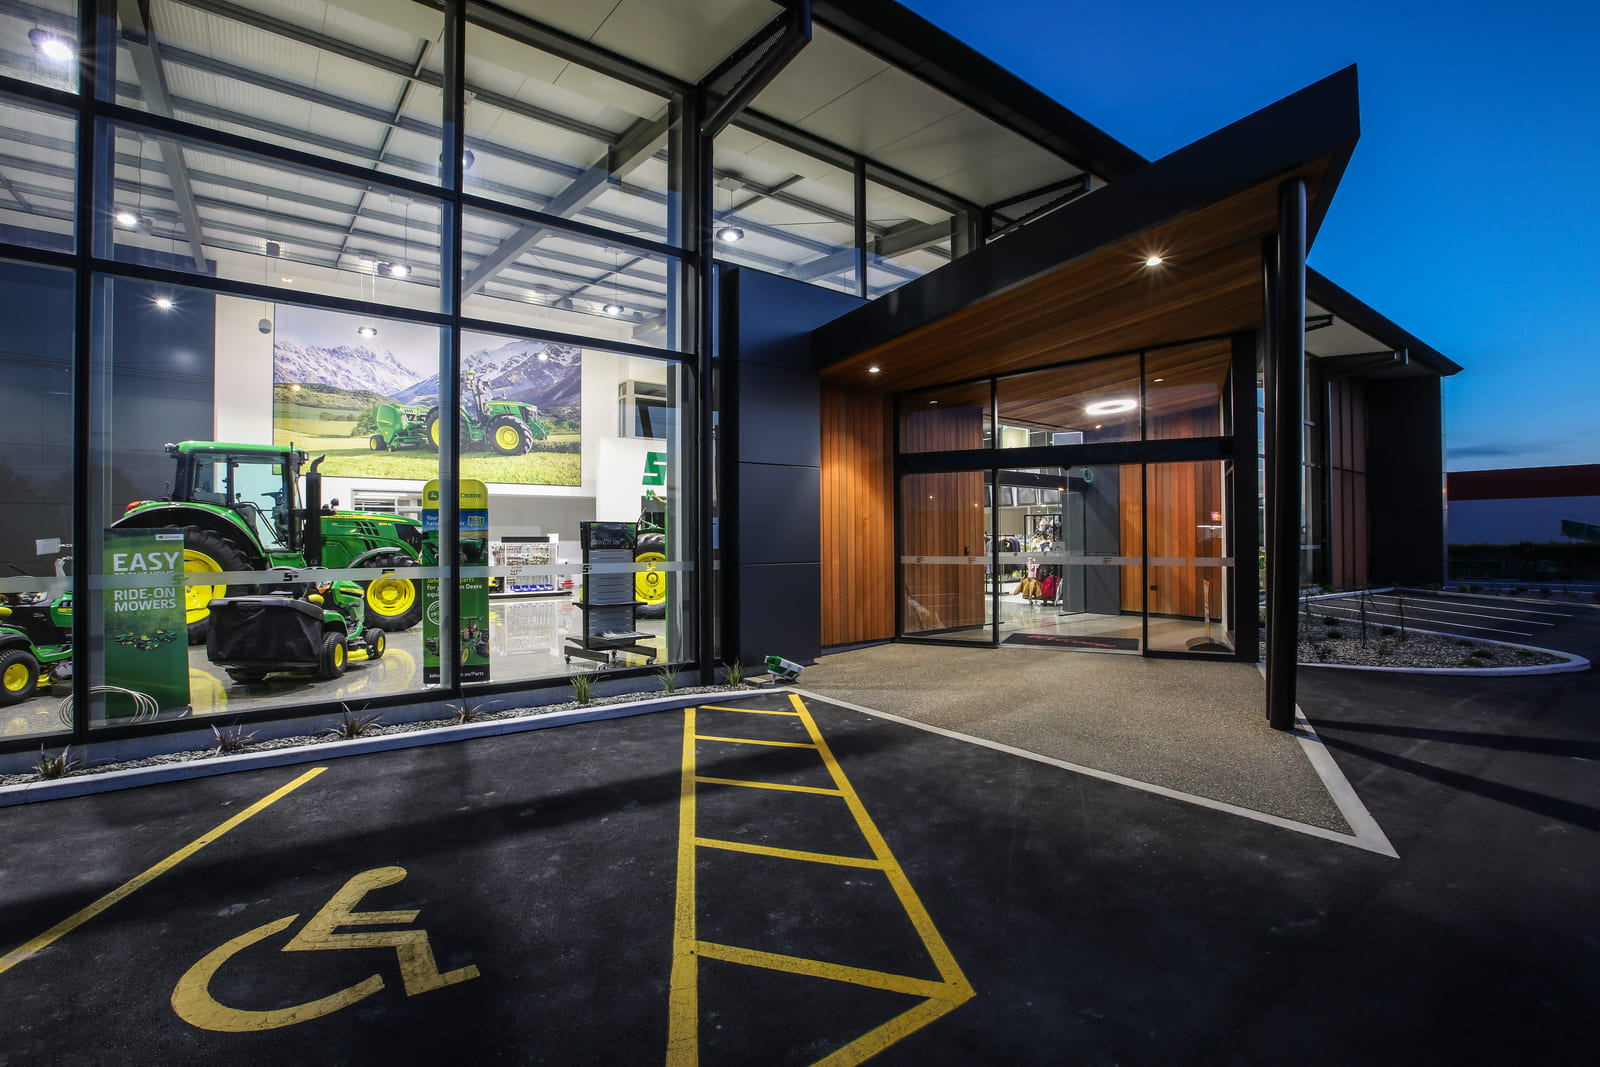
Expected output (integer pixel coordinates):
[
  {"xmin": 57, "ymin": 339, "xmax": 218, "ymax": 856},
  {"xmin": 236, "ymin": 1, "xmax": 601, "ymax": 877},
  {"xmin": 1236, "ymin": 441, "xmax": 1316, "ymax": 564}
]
[{"xmin": 1310, "ymin": 592, "xmax": 1579, "ymax": 641}]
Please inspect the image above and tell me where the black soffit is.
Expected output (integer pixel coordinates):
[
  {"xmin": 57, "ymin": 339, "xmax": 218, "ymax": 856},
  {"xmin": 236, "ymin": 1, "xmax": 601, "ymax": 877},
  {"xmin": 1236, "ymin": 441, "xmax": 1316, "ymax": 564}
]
[{"xmin": 809, "ymin": 65, "xmax": 1363, "ymax": 370}]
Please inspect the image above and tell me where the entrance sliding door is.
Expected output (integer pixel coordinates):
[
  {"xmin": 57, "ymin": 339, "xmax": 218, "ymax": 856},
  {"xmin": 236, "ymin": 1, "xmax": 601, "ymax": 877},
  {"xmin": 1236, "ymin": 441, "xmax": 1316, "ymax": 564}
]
[
  {"xmin": 1145, "ymin": 460, "xmax": 1236, "ymax": 653},
  {"xmin": 996, "ymin": 465, "xmax": 1143, "ymax": 651}
]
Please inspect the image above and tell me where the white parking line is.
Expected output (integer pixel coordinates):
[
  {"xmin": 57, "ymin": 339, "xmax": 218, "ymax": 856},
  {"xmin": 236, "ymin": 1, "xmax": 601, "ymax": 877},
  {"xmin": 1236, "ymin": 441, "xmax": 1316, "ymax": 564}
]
[
  {"xmin": 1314, "ymin": 604, "xmax": 1534, "ymax": 637},
  {"xmin": 1331, "ymin": 601, "xmax": 1555, "ymax": 626},
  {"xmin": 1374, "ymin": 597, "xmax": 1573, "ymax": 619}
]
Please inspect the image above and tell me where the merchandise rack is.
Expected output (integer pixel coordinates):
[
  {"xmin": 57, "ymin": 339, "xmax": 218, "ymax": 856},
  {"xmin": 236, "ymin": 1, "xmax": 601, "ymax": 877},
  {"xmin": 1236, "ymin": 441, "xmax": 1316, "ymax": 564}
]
[{"xmin": 565, "ymin": 521, "xmax": 655, "ymax": 667}]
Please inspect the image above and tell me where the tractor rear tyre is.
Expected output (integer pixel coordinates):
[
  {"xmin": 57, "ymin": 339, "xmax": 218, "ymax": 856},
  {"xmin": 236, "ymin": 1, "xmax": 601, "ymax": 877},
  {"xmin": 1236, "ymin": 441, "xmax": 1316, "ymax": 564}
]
[
  {"xmin": 0, "ymin": 648, "xmax": 39, "ymax": 705},
  {"xmin": 488, "ymin": 414, "xmax": 534, "ymax": 455},
  {"xmin": 425, "ymin": 407, "xmax": 442, "ymax": 452},
  {"xmin": 369, "ymin": 434, "xmax": 388, "ymax": 451},
  {"xmin": 181, "ymin": 527, "xmax": 254, "ymax": 645},
  {"xmin": 635, "ymin": 533, "xmax": 667, "ymax": 620},
  {"xmin": 362, "ymin": 553, "xmax": 424, "ymax": 631},
  {"xmin": 318, "ymin": 632, "xmax": 348, "ymax": 680}
]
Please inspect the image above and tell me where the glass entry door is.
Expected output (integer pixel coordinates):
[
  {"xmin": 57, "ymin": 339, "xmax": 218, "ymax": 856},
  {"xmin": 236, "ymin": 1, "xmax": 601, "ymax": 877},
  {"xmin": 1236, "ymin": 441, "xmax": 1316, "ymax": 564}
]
[
  {"xmin": 900, "ymin": 471, "xmax": 990, "ymax": 641},
  {"xmin": 994, "ymin": 465, "xmax": 1143, "ymax": 651}
]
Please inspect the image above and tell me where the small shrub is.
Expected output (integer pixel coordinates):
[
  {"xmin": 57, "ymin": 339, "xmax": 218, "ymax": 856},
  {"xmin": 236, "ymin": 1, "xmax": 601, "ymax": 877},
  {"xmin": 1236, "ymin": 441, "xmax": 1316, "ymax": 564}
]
[
  {"xmin": 1459, "ymin": 657, "xmax": 1486, "ymax": 668},
  {"xmin": 210, "ymin": 723, "xmax": 256, "ymax": 755},
  {"xmin": 1466, "ymin": 584, "xmax": 1483, "ymax": 593},
  {"xmin": 1468, "ymin": 648, "xmax": 1494, "ymax": 660},
  {"xmin": 1321, "ymin": 615, "xmax": 1336, "ymax": 626},
  {"xmin": 1326, "ymin": 628, "xmax": 1343, "ymax": 640},
  {"xmin": 1515, "ymin": 649, "xmax": 1536, "ymax": 659},
  {"xmin": 722, "ymin": 660, "xmax": 744, "ymax": 687},
  {"xmin": 34, "ymin": 745, "xmax": 78, "ymax": 780},
  {"xmin": 1376, "ymin": 643, "xmax": 1393, "ymax": 658},
  {"xmin": 449, "ymin": 701, "xmax": 484, "ymax": 725},
  {"xmin": 1456, "ymin": 638, "xmax": 1475, "ymax": 647},
  {"xmin": 655, "ymin": 665, "xmax": 678, "ymax": 693},
  {"xmin": 1538, "ymin": 587, "xmax": 1552, "ymax": 598},
  {"xmin": 571, "ymin": 672, "xmax": 597, "ymax": 705},
  {"xmin": 325, "ymin": 707, "xmax": 384, "ymax": 739},
  {"xmin": 1380, "ymin": 625, "xmax": 1397, "ymax": 637}
]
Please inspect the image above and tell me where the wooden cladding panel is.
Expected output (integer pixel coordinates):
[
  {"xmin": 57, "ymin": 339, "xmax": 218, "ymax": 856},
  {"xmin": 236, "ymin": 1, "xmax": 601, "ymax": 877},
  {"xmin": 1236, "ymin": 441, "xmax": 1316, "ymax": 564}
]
[
  {"xmin": 820, "ymin": 386, "xmax": 894, "ymax": 646},
  {"xmin": 1327, "ymin": 378, "xmax": 1368, "ymax": 588}
]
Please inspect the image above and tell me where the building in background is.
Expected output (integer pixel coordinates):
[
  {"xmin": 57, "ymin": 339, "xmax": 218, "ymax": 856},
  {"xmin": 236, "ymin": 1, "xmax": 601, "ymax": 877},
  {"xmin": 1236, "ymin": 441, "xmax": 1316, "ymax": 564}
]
[{"xmin": 1449, "ymin": 465, "xmax": 1600, "ymax": 544}]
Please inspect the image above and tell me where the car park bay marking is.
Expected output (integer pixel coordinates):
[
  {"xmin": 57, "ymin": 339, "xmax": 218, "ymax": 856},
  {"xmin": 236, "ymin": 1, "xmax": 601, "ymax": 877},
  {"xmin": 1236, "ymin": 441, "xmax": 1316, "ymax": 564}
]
[
  {"xmin": 172, "ymin": 865, "xmax": 479, "ymax": 1033},
  {"xmin": 0, "ymin": 767, "xmax": 326, "ymax": 977},
  {"xmin": 667, "ymin": 696, "xmax": 973, "ymax": 1066}
]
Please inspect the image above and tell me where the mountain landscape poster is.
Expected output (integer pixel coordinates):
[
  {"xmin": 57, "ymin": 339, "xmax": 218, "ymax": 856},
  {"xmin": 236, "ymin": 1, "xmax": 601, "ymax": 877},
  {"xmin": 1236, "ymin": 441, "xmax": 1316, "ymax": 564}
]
[{"xmin": 272, "ymin": 304, "xmax": 582, "ymax": 486}]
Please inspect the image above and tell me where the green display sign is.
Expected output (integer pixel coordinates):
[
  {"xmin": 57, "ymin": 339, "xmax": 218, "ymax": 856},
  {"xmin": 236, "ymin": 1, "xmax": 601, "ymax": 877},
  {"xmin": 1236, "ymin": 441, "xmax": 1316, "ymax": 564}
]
[
  {"xmin": 423, "ymin": 479, "xmax": 491, "ymax": 685},
  {"xmin": 103, "ymin": 529, "xmax": 191, "ymax": 718}
]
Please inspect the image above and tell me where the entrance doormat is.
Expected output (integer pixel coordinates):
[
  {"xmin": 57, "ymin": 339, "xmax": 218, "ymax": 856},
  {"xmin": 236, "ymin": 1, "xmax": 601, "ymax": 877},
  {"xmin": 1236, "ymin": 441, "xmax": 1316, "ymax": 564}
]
[{"xmin": 1004, "ymin": 632, "xmax": 1141, "ymax": 651}]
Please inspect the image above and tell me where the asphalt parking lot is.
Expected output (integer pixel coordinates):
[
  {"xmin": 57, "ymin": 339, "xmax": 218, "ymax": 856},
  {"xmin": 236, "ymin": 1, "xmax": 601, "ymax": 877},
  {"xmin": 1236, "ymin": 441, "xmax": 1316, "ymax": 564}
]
[{"xmin": 2, "ymin": 634, "xmax": 1597, "ymax": 1063}]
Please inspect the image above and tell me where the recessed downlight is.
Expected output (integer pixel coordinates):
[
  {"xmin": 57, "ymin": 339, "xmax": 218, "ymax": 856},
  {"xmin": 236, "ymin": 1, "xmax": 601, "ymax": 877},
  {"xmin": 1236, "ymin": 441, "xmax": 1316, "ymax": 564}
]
[
  {"xmin": 1085, "ymin": 398, "xmax": 1137, "ymax": 416},
  {"xmin": 1144, "ymin": 254, "xmax": 1164, "ymax": 267},
  {"xmin": 868, "ymin": 366, "xmax": 880, "ymax": 374}
]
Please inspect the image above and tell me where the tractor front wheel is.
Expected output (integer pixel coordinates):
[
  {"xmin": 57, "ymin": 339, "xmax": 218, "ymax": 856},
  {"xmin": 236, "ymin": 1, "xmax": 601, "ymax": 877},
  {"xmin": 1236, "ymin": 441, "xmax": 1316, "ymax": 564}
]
[
  {"xmin": 364, "ymin": 628, "xmax": 387, "ymax": 660},
  {"xmin": 362, "ymin": 553, "xmax": 423, "ymax": 631},
  {"xmin": 181, "ymin": 528, "xmax": 254, "ymax": 645},
  {"xmin": 635, "ymin": 533, "xmax": 667, "ymax": 620},
  {"xmin": 489, "ymin": 414, "xmax": 534, "ymax": 455},
  {"xmin": 0, "ymin": 648, "xmax": 39, "ymax": 705}
]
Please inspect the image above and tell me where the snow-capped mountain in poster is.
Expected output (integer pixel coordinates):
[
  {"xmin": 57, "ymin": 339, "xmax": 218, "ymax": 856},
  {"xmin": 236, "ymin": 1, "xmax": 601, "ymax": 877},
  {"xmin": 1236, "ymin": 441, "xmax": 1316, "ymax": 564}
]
[
  {"xmin": 273, "ymin": 338, "xmax": 417, "ymax": 397},
  {"xmin": 394, "ymin": 337, "xmax": 581, "ymax": 409}
]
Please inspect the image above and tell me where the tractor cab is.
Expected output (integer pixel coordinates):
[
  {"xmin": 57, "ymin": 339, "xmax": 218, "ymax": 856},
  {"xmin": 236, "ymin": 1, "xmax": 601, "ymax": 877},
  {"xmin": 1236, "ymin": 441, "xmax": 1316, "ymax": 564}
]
[{"xmin": 168, "ymin": 442, "xmax": 306, "ymax": 554}]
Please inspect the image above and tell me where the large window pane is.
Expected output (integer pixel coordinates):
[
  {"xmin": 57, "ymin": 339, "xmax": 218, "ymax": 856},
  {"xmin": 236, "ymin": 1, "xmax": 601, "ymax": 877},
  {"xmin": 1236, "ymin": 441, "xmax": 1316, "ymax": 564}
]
[
  {"xmin": 1146, "ymin": 461, "xmax": 1235, "ymax": 654},
  {"xmin": 996, "ymin": 355, "xmax": 1141, "ymax": 447},
  {"xmin": 901, "ymin": 471, "xmax": 986, "ymax": 639},
  {"xmin": 106, "ymin": 121, "xmax": 445, "ymax": 312},
  {"xmin": 463, "ymin": 343, "xmax": 694, "ymax": 686},
  {"xmin": 1145, "ymin": 340, "xmax": 1232, "ymax": 440},
  {"xmin": 462, "ymin": 205, "xmax": 682, "ymax": 349},
  {"xmin": 0, "ymin": 260, "xmax": 74, "ymax": 740},
  {"xmin": 900, "ymin": 381, "xmax": 990, "ymax": 453},
  {"xmin": 865, "ymin": 181, "xmax": 954, "ymax": 297},
  {"xmin": 465, "ymin": 20, "xmax": 677, "ymax": 245},
  {"xmin": 0, "ymin": 0, "xmax": 77, "ymax": 94},
  {"xmin": 714, "ymin": 125, "xmax": 856, "ymax": 295},
  {"xmin": 114, "ymin": 0, "xmax": 445, "ymax": 186},
  {"xmin": 87, "ymin": 276, "xmax": 446, "ymax": 729},
  {"xmin": 0, "ymin": 93, "xmax": 77, "ymax": 254}
]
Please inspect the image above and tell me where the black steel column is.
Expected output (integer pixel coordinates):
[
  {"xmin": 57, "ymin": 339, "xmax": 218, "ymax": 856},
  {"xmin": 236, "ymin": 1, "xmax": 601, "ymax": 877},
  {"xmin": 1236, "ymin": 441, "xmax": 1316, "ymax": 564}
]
[
  {"xmin": 692, "ymin": 91, "xmax": 717, "ymax": 681},
  {"xmin": 1267, "ymin": 179, "xmax": 1306, "ymax": 730},
  {"xmin": 1230, "ymin": 330, "xmax": 1259, "ymax": 665}
]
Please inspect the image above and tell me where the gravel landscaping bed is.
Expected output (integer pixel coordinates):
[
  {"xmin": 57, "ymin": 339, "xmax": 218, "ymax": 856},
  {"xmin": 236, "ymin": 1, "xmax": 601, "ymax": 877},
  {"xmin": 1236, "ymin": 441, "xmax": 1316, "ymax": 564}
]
[
  {"xmin": 1284, "ymin": 622, "xmax": 1567, "ymax": 669},
  {"xmin": 2, "ymin": 683, "xmax": 753, "ymax": 787}
]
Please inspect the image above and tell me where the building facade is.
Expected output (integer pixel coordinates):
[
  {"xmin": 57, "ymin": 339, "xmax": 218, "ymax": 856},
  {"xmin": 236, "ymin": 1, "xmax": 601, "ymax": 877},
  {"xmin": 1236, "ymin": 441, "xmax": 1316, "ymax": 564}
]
[{"xmin": 0, "ymin": 0, "xmax": 1454, "ymax": 758}]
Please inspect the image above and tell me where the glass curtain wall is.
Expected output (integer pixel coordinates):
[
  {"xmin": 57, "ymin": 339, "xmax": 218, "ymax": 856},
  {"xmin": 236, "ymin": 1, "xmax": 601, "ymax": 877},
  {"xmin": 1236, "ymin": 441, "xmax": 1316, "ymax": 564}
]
[
  {"xmin": 897, "ymin": 338, "xmax": 1239, "ymax": 657},
  {"xmin": 0, "ymin": 0, "xmax": 696, "ymax": 751}
]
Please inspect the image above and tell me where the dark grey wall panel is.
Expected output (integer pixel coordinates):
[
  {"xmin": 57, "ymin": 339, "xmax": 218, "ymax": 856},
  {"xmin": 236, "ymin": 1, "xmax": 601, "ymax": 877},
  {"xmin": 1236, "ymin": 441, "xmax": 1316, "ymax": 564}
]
[
  {"xmin": 1366, "ymin": 376, "xmax": 1445, "ymax": 584},
  {"xmin": 737, "ymin": 363, "xmax": 822, "ymax": 467},
  {"xmin": 732, "ymin": 268, "xmax": 864, "ymax": 372},
  {"xmin": 738, "ymin": 562, "xmax": 822, "ymax": 664},
  {"xmin": 738, "ymin": 463, "xmax": 823, "ymax": 565}
]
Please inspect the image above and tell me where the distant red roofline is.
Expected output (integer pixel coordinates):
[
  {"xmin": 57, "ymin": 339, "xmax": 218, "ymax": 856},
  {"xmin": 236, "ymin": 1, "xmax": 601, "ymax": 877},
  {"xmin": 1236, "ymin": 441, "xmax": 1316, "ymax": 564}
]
[{"xmin": 1449, "ymin": 464, "xmax": 1600, "ymax": 501}]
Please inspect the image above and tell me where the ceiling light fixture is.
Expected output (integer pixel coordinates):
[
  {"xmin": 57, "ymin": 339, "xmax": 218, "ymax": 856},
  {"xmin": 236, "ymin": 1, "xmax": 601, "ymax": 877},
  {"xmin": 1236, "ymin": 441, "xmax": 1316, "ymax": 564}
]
[
  {"xmin": 716, "ymin": 225, "xmax": 744, "ymax": 243},
  {"xmin": 115, "ymin": 210, "xmax": 138, "ymax": 227},
  {"xmin": 387, "ymin": 262, "xmax": 410, "ymax": 279},
  {"xmin": 357, "ymin": 324, "xmax": 378, "ymax": 338},
  {"xmin": 1152, "ymin": 377, "xmax": 1164, "ymax": 383},
  {"xmin": 29, "ymin": 28, "xmax": 73, "ymax": 63},
  {"xmin": 281, "ymin": 275, "xmax": 294, "ymax": 284},
  {"xmin": 154, "ymin": 296, "xmax": 174, "ymax": 311},
  {"xmin": 462, "ymin": 148, "xmax": 476, "ymax": 171},
  {"xmin": 1085, "ymin": 398, "xmax": 1137, "ymax": 416},
  {"xmin": 868, "ymin": 366, "xmax": 880, "ymax": 374},
  {"xmin": 603, "ymin": 302, "xmax": 623, "ymax": 316},
  {"xmin": 602, "ymin": 247, "xmax": 625, "ymax": 316},
  {"xmin": 1143, "ymin": 254, "xmax": 1165, "ymax": 267}
]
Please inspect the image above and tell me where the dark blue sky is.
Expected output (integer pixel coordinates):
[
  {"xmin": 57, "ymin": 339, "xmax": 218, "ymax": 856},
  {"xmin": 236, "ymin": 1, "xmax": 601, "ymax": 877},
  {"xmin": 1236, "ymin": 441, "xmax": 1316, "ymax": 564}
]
[{"xmin": 899, "ymin": 0, "xmax": 1599, "ymax": 471}]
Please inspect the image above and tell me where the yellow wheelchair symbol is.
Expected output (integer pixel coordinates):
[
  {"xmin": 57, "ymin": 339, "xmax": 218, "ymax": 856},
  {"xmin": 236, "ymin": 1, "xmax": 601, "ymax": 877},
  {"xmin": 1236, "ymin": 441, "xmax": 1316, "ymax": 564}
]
[{"xmin": 172, "ymin": 866, "xmax": 479, "ymax": 1032}]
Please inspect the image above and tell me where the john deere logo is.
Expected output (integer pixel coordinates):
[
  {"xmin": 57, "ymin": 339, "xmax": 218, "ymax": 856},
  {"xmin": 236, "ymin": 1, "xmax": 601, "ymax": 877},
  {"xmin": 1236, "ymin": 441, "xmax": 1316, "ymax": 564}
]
[
  {"xmin": 643, "ymin": 451, "xmax": 667, "ymax": 487},
  {"xmin": 426, "ymin": 600, "xmax": 442, "ymax": 626}
]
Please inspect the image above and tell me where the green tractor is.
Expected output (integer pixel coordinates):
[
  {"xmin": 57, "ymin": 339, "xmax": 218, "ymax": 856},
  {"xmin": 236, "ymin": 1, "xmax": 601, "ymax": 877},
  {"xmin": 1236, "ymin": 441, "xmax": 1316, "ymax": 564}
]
[
  {"xmin": 365, "ymin": 373, "xmax": 550, "ymax": 456},
  {"xmin": 112, "ymin": 442, "xmax": 437, "ymax": 643},
  {"xmin": 0, "ymin": 589, "xmax": 72, "ymax": 707}
]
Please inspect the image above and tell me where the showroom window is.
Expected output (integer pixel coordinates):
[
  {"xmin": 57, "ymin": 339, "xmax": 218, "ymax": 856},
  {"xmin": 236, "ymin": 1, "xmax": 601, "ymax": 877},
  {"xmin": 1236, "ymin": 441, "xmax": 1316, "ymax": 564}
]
[
  {"xmin": 0, "ymin": 0, "xmax": 78, "ymax": 95},
  {"xmin": 0, "ymin": 92, "xmax": 77, "ymax": 253}
]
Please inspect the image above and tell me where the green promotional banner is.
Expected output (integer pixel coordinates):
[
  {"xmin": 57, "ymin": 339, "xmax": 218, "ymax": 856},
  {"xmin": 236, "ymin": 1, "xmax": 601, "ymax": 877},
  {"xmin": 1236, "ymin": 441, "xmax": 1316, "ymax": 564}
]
[
  {"xmin": 423, "ymin": 479, "xmax": 491, "ymax": 685},
  {"xmin": 103, "ymin": 529, "xmax": 190, "ymax": 718}
]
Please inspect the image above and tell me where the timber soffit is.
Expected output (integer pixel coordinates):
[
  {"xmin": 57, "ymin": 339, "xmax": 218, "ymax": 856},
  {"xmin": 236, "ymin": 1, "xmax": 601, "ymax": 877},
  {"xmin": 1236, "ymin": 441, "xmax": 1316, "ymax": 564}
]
[{"xmin": 810, "ymin": 65, "xmax": 1363, "ymax": 370}]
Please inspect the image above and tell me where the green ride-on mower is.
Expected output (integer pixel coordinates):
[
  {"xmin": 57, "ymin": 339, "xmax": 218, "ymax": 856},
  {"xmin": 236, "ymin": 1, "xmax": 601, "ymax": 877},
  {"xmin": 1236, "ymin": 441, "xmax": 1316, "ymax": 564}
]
[
  {"xmin": 205, "ymin": 580, "xmax": 385, "ymax": 685},
  {"xmin": 0, "ymin": 552, "xmax": 73, "ymax": 707},
  {"xmin": 112, "ymin": 442, "xmax": 438, "ymax": 643},
  {"xmin": 364, "ymin": 372, "xmax": 550, "ymax": 456}
]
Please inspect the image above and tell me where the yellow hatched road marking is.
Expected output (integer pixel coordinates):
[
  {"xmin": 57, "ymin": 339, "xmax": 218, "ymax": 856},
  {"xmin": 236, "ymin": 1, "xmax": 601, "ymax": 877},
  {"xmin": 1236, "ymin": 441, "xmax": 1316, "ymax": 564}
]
[
  {"xmin": 666, "ymin": 699, "xmax": 972, "ymax": 1066},
  {"xmin": 695, "ymin": 942, "xmax": 955, "ymax": 1001},
  {"xmin": 665, "ymin": 707, "xmax": 699, "ymax": 1067},
  {"xmin": 694, "ymin": 734, "xmax": 817, "ymax": 749},
  {"xmin": 693, "ymin": 775, "xmax": 842, "ymax": 797},
  {"xmin": 694, "ymin": 838, "xmax": 884, "ymax": 870},
  {"xmin": 695, "ymin": 705, "xmax": 802, "ymax": 716},
  {"xmin": 0, "ymin": 767, "xmax": 326, "ymax": 977}
]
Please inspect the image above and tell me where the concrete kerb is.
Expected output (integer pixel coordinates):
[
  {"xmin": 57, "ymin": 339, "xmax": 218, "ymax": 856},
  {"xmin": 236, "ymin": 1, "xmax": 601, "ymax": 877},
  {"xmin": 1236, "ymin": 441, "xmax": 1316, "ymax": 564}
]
[
  {"xmin": 0, "ymin": 687, "xmax": 784, "ymax": 808},
  {"xmin": 1288, "ymin": 624, "xmax": 1590, "ymax": 676}
]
